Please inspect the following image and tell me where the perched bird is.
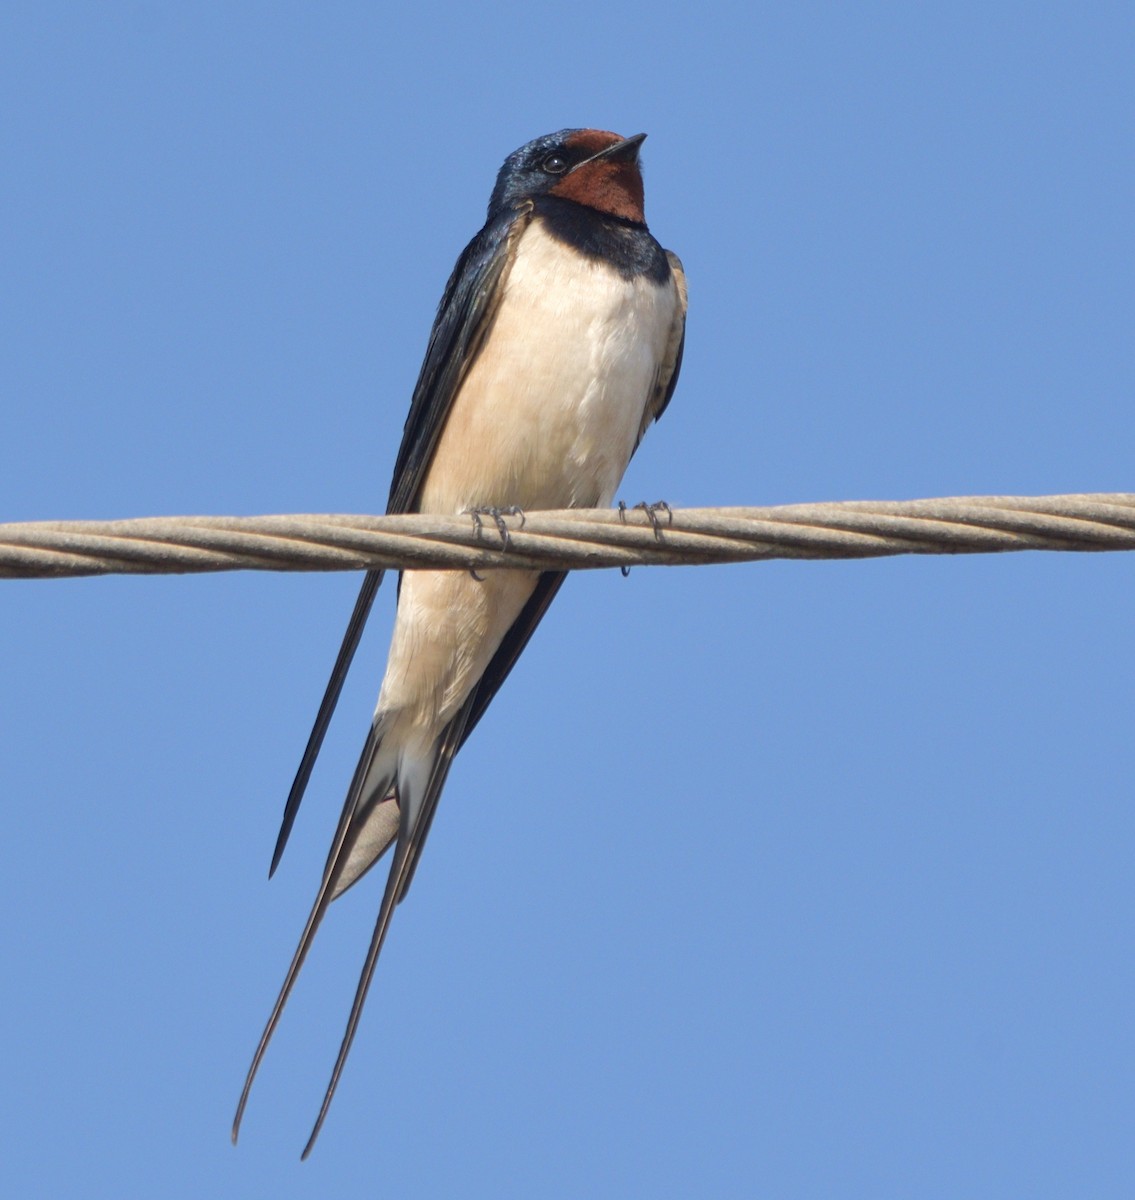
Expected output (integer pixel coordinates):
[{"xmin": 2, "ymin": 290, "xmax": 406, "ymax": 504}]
[{"xmin": 233, "ymin": 128, "xmax": 687, "ymax": 1155}]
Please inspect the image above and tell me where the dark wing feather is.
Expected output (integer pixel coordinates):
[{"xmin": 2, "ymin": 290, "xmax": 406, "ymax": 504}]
[
  {"xmin": 636, "ymin": 249, "xmax": 688, "ymax": 447},
  {"xmin": 269, "ymin": 572, "xmax": 382, "ymax": 876},
  {"xmin": 295, "ymin": 236, "xmax": 681, "ymax": 1152},
  {"xmin": 267, "ymin": 203, "xmax": 535, "ymax": 875},
  {"xmin": 387, "ymin": 202, "xmax": 535, "ymax": 515},
  {"xmin": 235, "ymin": 205, "xmax": 534, "ymax": 1146}
]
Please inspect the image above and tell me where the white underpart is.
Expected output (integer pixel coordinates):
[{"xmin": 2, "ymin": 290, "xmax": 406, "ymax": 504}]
[
  {"xmin": 332, "ymin": 217, "xmax": 679, "ymax": 894},
  {"xmin": 378, "ymin": 216, "xmax": 680, "ymax": 751}
]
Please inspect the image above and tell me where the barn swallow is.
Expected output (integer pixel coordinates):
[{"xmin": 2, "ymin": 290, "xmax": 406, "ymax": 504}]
[{"xmin": 233, "ymin": 128, "xmax": 687, "ymax": 1155}]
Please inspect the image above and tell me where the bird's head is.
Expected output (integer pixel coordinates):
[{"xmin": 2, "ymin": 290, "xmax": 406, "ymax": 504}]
[{"xmin": 489, "ymin": 129, "xmax": 647, "ymax": 224}]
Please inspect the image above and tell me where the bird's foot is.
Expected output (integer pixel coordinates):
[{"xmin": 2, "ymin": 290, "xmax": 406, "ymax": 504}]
[
  {"xmin": 617, "ymin": 499, "xmax": 672, "ymax": 541},
  {"xmin": 467, "ymin": 505, "xmax": 526, "ymax": 548},
  {"xmin": 617, "ymin": 500, "xmax": 672, "ymax": 576}
]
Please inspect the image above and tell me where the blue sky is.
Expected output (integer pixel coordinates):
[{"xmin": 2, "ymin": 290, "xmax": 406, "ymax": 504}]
[{"xmin": 2, "ymin": 3, "xmax": 1133, "ymax": 1196}]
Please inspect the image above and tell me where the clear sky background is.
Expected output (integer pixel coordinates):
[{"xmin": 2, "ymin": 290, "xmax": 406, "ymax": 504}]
[{"xmin": 2, "ymin": 4, "xmax": 1133, "ymax": 1197}]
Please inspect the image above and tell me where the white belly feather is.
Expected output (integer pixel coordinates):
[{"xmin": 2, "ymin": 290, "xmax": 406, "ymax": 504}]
[
  {"xmin": 377, "ymin": 217, "xmax": 678, "ymax": 743},
  {"xmin": 418, "ymin": 218, "xmax": 678, "ymax": 514}
]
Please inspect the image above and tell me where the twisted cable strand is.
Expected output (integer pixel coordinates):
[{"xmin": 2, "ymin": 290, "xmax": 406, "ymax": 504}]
[{"xmin": 1, "ymin": 493, "xmax": 1133, "ymax": 580}]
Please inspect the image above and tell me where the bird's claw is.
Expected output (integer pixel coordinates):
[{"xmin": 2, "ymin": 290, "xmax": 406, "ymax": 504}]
[
  {"xmin": 617, "ymin": 499, "xmax": 672, "ymax": 541},
  {"xmin": 467, "ymin": 505, "xmax": 526, "ymax": 548},
  {"xmin": 617, "ymin": 499, "xmax": 672, "ymax": 575}
]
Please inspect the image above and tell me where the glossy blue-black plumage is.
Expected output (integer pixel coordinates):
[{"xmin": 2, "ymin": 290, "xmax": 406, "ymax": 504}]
[
  {"xmin": 487, "ymin": 128, "xmax": 587, "ymax": 215},
  {"xmin": 488, "ymin": 130, "xmax": 670, "ymax": 282},
  {"xmin": 388, "ymin": 208, "xmax": 521, "ymax": 513},
  {"xmin": 269, "ymin": 207, "xmax": 523, "ymax": 873}
]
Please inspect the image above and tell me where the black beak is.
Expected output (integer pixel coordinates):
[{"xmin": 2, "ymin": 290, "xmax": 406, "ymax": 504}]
[{"xmin": 571, "ymin": 132, "xmax": 647, "ymax": 172}]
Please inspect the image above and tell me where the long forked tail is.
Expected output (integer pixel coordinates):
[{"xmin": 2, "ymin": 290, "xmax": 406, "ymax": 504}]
[
  {"xmin": 232, "ymin": 724, "xmax": 390, "ymax": 1145},
  {"xmin": 232, "ymin": 702, "xmax": 471, "ymax": 1155},
  {"xmin": 298, "ymin": 707, "xmax": 470, "ymax": 1157}
]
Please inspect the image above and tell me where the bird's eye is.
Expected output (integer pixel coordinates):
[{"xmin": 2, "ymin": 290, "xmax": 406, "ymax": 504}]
[{"xmin": 542, "ymin": 154, "xmax": 568, "ymax": 174}]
